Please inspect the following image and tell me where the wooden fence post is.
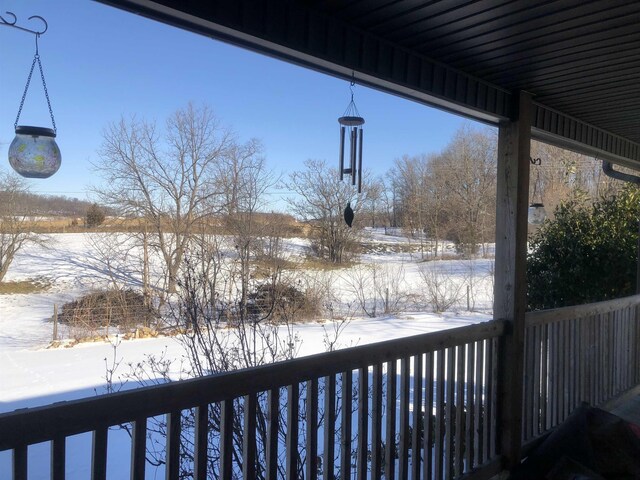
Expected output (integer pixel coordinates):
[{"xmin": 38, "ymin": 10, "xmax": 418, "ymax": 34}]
[{"xmin": 494, "ymin": 90, "xmax": 532, "ymax": 468}]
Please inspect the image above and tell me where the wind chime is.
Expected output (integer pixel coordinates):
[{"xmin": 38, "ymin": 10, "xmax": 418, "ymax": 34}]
[
  {"xmin": 2, "ymin": 12, "xmax": 61, "ymax": 178},
  {"xmin": 338, "ymin": 75, "xmax": 364, "ymax": 227},
  {"xmin": 528, "ymin": 157, "xmax": 547, "ymax": 225}
]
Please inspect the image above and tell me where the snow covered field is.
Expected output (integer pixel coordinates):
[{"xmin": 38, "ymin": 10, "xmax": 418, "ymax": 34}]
[
  {"xmin": 0, "ymin": 231, "xmax": 494, "ymax": 479},
  {"xmin": 0, "ymin": 231, "xmax": 494, "ymax": 410}
]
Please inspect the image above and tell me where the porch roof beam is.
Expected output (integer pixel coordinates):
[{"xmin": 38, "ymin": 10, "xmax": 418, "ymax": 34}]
[{"xmin": 96, "ymin": 0, "xmax": 640, "ymax": 168}]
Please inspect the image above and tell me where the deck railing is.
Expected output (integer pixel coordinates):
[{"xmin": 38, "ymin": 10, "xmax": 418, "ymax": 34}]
[
  {"xmin": 4, "ymin": 294, "xmax": 639, "ymax": 480},
  {"xmin": 522, "ymin": 294, "xmax": 640, "ymax": 446},
  {"xmin": 0, "ymin": 320, "xmax": 505, "ymax": 480}
]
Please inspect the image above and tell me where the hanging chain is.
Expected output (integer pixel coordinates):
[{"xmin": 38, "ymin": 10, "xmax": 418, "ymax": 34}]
[
  {"xmin": 14, "ymin": 34, "xmax": 57, "ymax": 133},
  {"xmin": 14, "ymin": 55, "xmax": 37, "ymax": 130},
  {"xmin": 37, "ymin": 52, "xmax": 56, "ymax": 132},
  {"xmin": 533, "ymin": 169, "xmax": 542, "ymax": 202}
]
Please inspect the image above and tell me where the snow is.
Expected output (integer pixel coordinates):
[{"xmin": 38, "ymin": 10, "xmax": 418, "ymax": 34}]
[
  {"xmin": 0, "ymin": 231, "xmax": 494, "ymax": 406},
  {"xmin": 0, "ymin": 230, "xmax": 494, "ymax": 479}
]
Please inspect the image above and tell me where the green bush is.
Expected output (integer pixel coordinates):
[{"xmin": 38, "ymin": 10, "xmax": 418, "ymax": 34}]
[{"xmin": 527, "ymin": 186, "xmax": 640, "ymax": 310}]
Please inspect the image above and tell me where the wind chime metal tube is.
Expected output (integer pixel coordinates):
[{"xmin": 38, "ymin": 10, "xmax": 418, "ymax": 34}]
[
  {"xmin": 338, "ymin": 75, "xmax": 365, "ymax": 194},
  {"xmin": 339, "ymin": 126, "xmax": 346, "ymax": 180},
  {"xmin": 338, "ymin": 118, "xmax": 365, "ymax": 192},
  {"xmin": 350, "ymin": 127, "xmax": 357, "ymax": 186},
  {"xmin": 358, "ymin": 128, "xmax": 363, "ymax": 193}
]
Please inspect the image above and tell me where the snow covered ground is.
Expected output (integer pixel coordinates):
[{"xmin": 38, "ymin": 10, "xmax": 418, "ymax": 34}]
[
  {"xmin": 0, "ymin": 231, "xmax": 494, "ymax": 410},
  {"xmin": 0, "ymin": 231, "xmax": 494, "ymax": 479}
]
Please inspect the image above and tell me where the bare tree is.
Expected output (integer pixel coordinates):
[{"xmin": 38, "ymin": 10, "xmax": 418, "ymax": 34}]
[
  {"xmin": 389, "ymin": 153, "xmax": 448, "ymax": 258},
  {"xmin": 437, "ymin": 125, "xmax": 497, "ymax": 256},
  {"xmin": 285, "ymin": 159, "xmax": 367, "ymax": 263},
  {"xmin": 94, "ymin": 103, "xmax": 233, "ymax": 295},
  {"xmin": 361, "ymin": 176, "xmax": 386, "ymax": 228},
  {"xmin": 215, "ymin": 139, "xmax": 280, "ymax": 317},
  {"xmin": 0, "ymin": 172, "xmax": 45, "ymax": 282},
  {"xmin": 530, "ymin": 141, "xmax": 618, "ymax": 217},
  {"xmin": 386, "ymin": 126, "xmax": 497, "ymax": 257},
  {"xmin": 102, "ymin": 224, "xmax": 344, "ymax": 479},
  {"xmin": 419, "ymin": 261, "xmax": 465, "ymax": 313},
  {"xmin": 342, "ymin": 263, "xmax": 408, "ymax": 317}
]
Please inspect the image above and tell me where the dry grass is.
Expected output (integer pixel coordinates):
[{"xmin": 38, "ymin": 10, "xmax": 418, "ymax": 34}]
[
  {"xmin": 298, "ymin": 257, "xmax": 357, "ymax": 271},
  {"xmin": 252, "ymin": 257, "xmax": 300, "ymax": 279},
  {"xmin": 23, "ymin": 213, "xmax": 309, "ymax": 236},
  {"xmin": 0, "ymin": 278, "xmax": 50, "ymax": 294},
  {"xmin": 252, "ymin": 255, "xmax": 355, "ymax": 279}
]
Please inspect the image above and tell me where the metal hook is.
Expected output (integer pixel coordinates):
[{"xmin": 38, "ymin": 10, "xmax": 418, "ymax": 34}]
[
  {"xmin": 28, "ymin": 15, "xmax": 48, "ymax": 35},
  {"xmin": 349, "ymin": 72, "xmax": 356, "ymax": 101},
  {"xmin": 0, "ymin": 11, "xmax": 17, "ymax": 26},
  {"xmin": 0, "ymin": 11, "xmax": 48, "ymax": 36}
]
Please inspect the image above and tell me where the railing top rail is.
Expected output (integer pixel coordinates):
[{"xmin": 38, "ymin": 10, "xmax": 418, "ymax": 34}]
[
  {"xmin": 0, "ymin": 319, "xmax": 504, "ymax": 450},
  {"xmin": 525, "ymin": 294, "xmax": 640, "ymax": 327}
]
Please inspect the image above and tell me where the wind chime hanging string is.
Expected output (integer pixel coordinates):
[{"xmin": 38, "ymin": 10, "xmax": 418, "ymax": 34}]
[{"xmin": 2, "ymin": 12, "xmax": 61, "ymax": 179}]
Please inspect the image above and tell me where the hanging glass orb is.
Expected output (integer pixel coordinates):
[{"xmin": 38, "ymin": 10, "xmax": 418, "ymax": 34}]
[
  {"xmin": 8, "ymin": 126, "xmax": 61, "ymax": 178},
  {"xmin": 528, "ymin": 203, "xmax": 547, "ymax": 225}
]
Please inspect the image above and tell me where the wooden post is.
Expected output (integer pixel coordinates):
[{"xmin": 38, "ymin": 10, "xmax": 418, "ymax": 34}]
[{"xmin": 494, "ymin": 90, "xmax": 532, "ymax": 468}]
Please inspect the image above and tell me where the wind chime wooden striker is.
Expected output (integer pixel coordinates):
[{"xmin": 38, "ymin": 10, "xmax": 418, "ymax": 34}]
[{"xmin": 338, "ymin": 75, "xmax": 364, "ymax": 193}]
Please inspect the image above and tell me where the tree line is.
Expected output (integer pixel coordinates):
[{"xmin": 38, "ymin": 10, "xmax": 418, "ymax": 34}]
[
  {"xmin": 0, "ymin": 187, "xmax": 106, "ymax": 217},
  {"xmin": 0, "ymin": 102, "xmax": 624, "ymax": 286}
]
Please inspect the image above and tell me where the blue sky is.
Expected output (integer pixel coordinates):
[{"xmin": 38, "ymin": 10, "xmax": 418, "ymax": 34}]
[{"xmin": 0, "ymin": 0, "xmax": 470, "ymax": 207}]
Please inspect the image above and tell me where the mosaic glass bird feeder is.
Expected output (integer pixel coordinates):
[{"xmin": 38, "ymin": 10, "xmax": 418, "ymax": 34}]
[
  {"xmin": 2, "ymin": 13, "xmax": 61, "ymax": 178},
  {"xmin": 9, "ymin": 126, "xmax": 61, "ymax": 178},
  {"xmin": 528, "ymin": 202, "xmax": 547, "ymax": 225}
]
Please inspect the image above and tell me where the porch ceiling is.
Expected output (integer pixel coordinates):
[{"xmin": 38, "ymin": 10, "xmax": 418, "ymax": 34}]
[{"xmin": 97, "ymin": 0, "xmax": 640, "ymax": 167}]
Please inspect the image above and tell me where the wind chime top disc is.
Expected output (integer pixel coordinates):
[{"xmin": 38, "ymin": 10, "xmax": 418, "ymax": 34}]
[{"xmin": 338, "ymin": 116, "xmax": 365, "ymax": 126}]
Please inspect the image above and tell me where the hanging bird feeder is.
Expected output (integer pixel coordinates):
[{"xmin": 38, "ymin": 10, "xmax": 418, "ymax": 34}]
[
  {"xmin": 2, "ymin": 12, "xmax": 61, "ymax": 178},
  {"xmin": 338, "ymin": 76, "xmax": 364, "ymax": 194},
  {"xmin": 528, "ymin": 202, "xmax": 547, "ymax": 225},
  {"xmin": 528, "ymin": 157, "xmax": 547, "ymax": 225}
]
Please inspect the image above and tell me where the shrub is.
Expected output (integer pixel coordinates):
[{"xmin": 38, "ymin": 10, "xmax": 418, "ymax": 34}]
[
  {"xmin": 527, "ymin": 185, "xmax": 640, "ymax": 310},
  {"xmin": 58, "ymin": 289, "xmax": 158, "ymax": 330},
  {"xmin": 86, "ymin": 203, "xmax": 106, "ymax": 227},
  {"xmin": 419, "ymin": 261, "xmax": 464, "ymax": 312},
  {"xmin": 249, "ymin": 281, "xmax": 321, "ymax": 322}
]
